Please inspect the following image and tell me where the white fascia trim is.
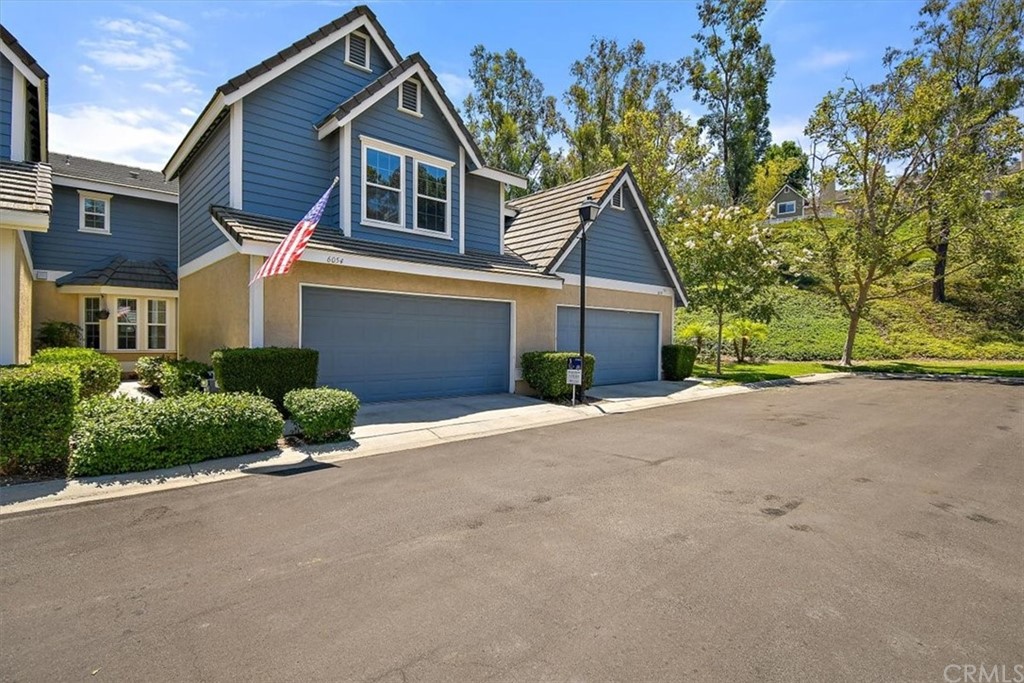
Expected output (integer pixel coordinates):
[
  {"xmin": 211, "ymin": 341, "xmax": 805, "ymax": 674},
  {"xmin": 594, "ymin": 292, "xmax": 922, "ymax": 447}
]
[
  {"xmin": 178, "ymin": 240, "xmax": 240, "ymax": 278},
  {"xmin": 0, "ymin": 42, "xmax": 42, "ymax": 88},
  {"xmin": 163, "ymin": 93, "xmax": 227, "ymax": 179},
  {"xmin": 10, "ymin": 69, "xmax": 26, "ymax": 162},
  {"xmin": 458, "ymin": 147, "xmax": 465, "ymax": 254},
  {"xmin": 0, "ymin": 209, "xmax": 49, "ymax": 232},
  {"xmin": 249, "ymin": 255, "xmax": 265, "ymax": 347},
  {"xmin": 17, "ymin": 230, "xmax": 34, "ymax": 273},
  {"xmin": 52, "ymin": 176, "xmax": 178, "ymax": 204},
  {"xmin": 223, "ymin": 16, "xmax": 398, "ymax": 107},
  {"xmin": 33, "ymin": 270, "xmax": 72, "ymax": 282},
  {"xmin": 230, "ymin": 100, "xmax": 243, "ymax": 209},
  {"xmin": 341, "ymin": 124, "xmax": 352, "ymax": 236},
  {"xmin": 240, "ymin": 240, "xmax": 563, "ymax": 290},
  {"xmin": 469, "ymin": 166, "xmax": 528, "ymax": 190},
  {"xmin": 59, "ymin": 285, "xmax": 179, "ymax": 298},
  {"xmin": 556, "ymin": 272, "xmax": 675, "ymax": 298}
]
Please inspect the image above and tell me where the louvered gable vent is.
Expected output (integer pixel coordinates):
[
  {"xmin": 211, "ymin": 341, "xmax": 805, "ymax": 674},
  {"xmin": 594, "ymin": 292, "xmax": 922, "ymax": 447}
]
[
  {"xmin": 347, "ymin": 33, "xmax": 369, "ymax": 70},
  {"xmin": 400, "ymin": 79, "xmax": 420, "ymax": 114},
  {"xmin": 611, "ymin": 186, "xmax": 624, "ymax": 209}
]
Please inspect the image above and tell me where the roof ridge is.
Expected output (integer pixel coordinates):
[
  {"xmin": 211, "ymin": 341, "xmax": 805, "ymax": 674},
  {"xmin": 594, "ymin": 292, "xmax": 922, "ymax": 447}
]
[
  {"xmin": 508, "ymin": 165, "xmax": 625, "ymax": 206},
  {"xmin": 50, "ymin": 152, "xmax": 165, "ymax": 175}
]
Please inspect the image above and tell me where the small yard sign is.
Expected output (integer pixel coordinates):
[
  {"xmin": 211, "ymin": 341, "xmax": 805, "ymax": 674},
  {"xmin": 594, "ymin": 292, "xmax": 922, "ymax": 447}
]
[{"xmin": 566, "ymin": 357, "xmax": 583, "ymax": 386}]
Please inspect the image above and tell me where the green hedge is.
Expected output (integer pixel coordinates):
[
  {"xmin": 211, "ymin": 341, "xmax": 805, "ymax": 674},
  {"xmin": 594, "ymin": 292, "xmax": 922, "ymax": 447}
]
[
  {"xmin": 32, "ymin": 347, "xmax": 120, "ymax": 399},
  {"xmin": 521, "ymin": 351, "xmax": 595, "ymax": 400},
  {"xmin": 160, "ymin": 359, "xmax": 211, "ymax": 397},
  {"xmin": 135, "ymin": 356, "xmax": 167, "ymax": 387},
  {"xmin": 0, "ymin": 366, "xmax": 79, "ymax": 475},
  {"xmin": 68, "ymin": 393, "xmax": 284, "ymax": 477},
  {"xmin": 662, "ymin": 345, "xmax": 698, "ymax": 380},
  {"xmin": 211, "ymin": 347, "xmax": 318, "ymax": 411},
  {"xmin": 284, "ymin": 388, "xmax": 360, "ymax": 444}
]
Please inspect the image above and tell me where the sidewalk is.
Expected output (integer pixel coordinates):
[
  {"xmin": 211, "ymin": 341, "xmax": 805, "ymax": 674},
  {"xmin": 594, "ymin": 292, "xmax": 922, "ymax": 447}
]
[{"xmin": 0, "ymin": 373, "xmax": 849, "ymax": 515}]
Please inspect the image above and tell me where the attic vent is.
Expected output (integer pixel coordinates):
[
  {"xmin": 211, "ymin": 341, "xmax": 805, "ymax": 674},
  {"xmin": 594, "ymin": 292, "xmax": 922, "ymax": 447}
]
[
  {"xmin": 129, "ymin": 171, "xmax": 140, "ymax": 179},
  {"xmin": 399, "ymin": 79, "xmax": 421, "ymax": 115},
  {"xmin": 346, "ymin": 32, "xmax": 369, "ymax": 70},
  {"xmin": 611, "ymin": 186, "xmax": 625, "ymax": 209}
]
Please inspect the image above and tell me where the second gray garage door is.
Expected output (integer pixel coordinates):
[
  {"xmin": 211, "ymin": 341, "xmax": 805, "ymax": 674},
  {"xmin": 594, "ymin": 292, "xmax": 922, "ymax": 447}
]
[
  {"xmin": 557, "ymin": 306, "xmax": 660, "ymax": 385},
  {"xmin": 302, "ymin": 287, "xmax": 511, "ymax": 402}
]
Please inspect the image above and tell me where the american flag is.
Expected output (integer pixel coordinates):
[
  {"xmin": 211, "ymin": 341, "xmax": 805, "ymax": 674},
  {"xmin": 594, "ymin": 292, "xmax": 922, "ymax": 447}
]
[{"xmin": 249, "ymin": 177, "xmax": 339, "ymax": 285}]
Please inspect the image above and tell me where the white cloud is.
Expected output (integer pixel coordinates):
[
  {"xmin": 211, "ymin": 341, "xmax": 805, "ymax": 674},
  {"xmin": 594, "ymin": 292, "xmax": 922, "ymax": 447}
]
[
  {"xmin": 437, "ymin": 72, "xmax": 473, "ymax": 103},
  {"xmin": 770, "ymin": 116, "xmax": 809, "ymax": 146},
  {"xmin": 81, "ymin": 13, "xmax": 197, "ymax": 94},
  {"xmin": 179, "ymin": 107, "xmax": 198, "ymax": 117},
  {"xmin": 798, "ymin": 49, "xmax": 857, "ymax": 72},
  {"xmin": 50, "ymin": 105, "xmax": 191, "ymax": 170}
]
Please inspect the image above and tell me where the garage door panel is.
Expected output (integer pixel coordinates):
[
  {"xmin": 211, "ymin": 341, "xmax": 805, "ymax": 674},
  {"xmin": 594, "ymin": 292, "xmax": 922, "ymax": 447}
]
[
  {"xmin": 302, "ymin": 288, "xmax": 510, "ymax": 402},
  {"xmin": 557, "ymin": 307, "xmax": 659, "ymax": 385}
]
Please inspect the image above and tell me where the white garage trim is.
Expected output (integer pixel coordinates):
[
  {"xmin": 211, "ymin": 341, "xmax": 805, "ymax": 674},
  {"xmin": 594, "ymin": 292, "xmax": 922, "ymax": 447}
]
[
  {"xmin": 298, "ymin": 283, "xmax": 517, "ymax": 393},
  {"xmin": 556, "ymin": 272, "xmax": 674, "ymax": 297},
  {"xmin": 554, "ymin": 304, "xmax": 663, "ymax": 381}
]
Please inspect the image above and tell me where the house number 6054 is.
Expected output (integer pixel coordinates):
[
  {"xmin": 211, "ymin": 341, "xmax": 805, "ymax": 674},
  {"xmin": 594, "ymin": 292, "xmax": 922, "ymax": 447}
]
[{"xmin": 326, "ymin": 255, "xmax": 344, "ymax": 265}]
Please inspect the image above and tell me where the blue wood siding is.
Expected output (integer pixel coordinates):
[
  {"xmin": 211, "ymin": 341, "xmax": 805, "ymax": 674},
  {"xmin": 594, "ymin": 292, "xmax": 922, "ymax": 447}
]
[
  {"xmin": 0, "ymin": 56, "xmax": 13, "ymax": 160},
  {"xmin": 349, "ymin": 86, "xmax": 462, "ymax": 254},
  {"xmin": 179, "ymin": 116, "xmax": 230, "ymax": 265},
  {"xmin": 241, "ymin": 34, "xmax": 389, "ymax": 226},
  {"xmin": 464, "ymin": 174, "xmax": 500, "ymax": 253},
  {"xmin": 32, "ymin": 186, "xmax": 178, "ymax": 273},
  {"xmin": 557, "ymin": 307, "xmax": 660, "ymax": 385},
  {"xmin": 559, "ymin": 189, "xmax": 671, "ymax": 287}
]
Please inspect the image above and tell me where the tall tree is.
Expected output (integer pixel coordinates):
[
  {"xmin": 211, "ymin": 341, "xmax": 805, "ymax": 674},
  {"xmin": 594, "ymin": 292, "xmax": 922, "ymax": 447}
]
[
  {"xmin": 462, "ymin": 46, "xmax": 562, "ymax": 196},
  {"xmin": 751, "ymin": 142, "xmax": 810, "ymax": 213},
  {"xmin": 764, "ymin": 141, "xmax": 809, "ymax": 190},
  {"xmin": 681, "ymin": 0, "xmax": 775, "ymax": 206}
]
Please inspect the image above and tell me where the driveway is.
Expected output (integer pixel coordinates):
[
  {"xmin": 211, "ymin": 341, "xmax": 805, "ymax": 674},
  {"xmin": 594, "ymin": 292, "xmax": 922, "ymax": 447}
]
[{"xmin": 1, "ymin": 377, "xmax": 1021, "ymax": 681}]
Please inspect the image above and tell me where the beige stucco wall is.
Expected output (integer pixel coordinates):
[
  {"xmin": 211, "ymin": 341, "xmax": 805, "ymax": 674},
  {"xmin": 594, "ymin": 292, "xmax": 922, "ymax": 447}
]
[
  {"xmin": 179, "ymin": 253, "xmax": 250, "ymax": 363},
  {"xmin": 14, "ymin": 236, "xmax": 34, "ymax": 364},
  {"xmin": 32, "ymin": 281, "xmax": 80, "ymax": 337}
]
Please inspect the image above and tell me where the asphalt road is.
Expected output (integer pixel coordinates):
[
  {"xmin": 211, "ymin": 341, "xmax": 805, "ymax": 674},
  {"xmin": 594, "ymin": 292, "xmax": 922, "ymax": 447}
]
[{"xmin": 2, "ymin": 376, "xmax": 1022, "ymax": 682}]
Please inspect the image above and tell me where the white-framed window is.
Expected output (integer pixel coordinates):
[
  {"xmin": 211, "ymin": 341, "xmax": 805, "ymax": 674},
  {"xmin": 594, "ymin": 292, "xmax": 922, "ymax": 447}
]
[
  {"xmin": 362, "ymin": 144, "xmax": 405, "ymax": 228},
  {"xmin": 398, "ymin": 78, "xmax": 421, "ymax": 116},
  {"xmin": 83, "ymin": 296, "xmax": 102, "ymax": 349},
  {"xmin": 777, "ymin": 200, "xmax": 796, "ymax": 215},
  {"xmin": 147, "ymin": 299, "xmax": 168, "ymax": 350},
  {"xmin": 345, "ymin": 32, "xmax": 370, "ymax": 71},
  {"xmin": 78, "ymin": 190, "xmax": 112, "ymax": 234},
  {"xmin": 116, "ymin": 298, "xmax": 138, "ymax": 350},
  {"xmin": 611, "ymin": 186, "xmax": 625, "ymax": 210},
  {"xmin": 414, "ymin": 160, "xmax": 450, "ymax": 235}
]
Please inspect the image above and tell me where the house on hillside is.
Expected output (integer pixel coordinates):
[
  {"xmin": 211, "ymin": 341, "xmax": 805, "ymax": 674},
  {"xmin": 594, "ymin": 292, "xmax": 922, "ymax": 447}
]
[
  {"xmin": 31, "ymin": 155, "xmax": 178, "ymax": 370},
  {"xmin": 164, "ymin": 5, "xmax": 685, "ymax": 402},
  {"xmin": 0, "ymin": 25, "xmax": 50, "ymax": 365},
  {"xmin": 767, "ymin": 183, "xmax": 808, "ymax": 222}
]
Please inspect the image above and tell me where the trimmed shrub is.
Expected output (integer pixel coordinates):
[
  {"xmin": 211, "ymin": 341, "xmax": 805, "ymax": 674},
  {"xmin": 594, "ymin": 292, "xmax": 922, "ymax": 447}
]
[
  {"xmin": 69, "ymin": 393, "xmax": 284, "ymax": 478},
  {"xmin": 0, "ymin": 365, "xmax": 79, "ymax": 475},
  {"xmin": 521, "ymin": 351, "xmax": 595, "ymax": 400},
  {"xmin": 135, "ymin": 356, "xmax": 167, "ymax": 387},
  {"xmin": 284, "ymin": 388, "xmax": 360, "ymax": 444},
  {"xmin": 35, "ymin": 320, "xmax": 82, "ymax": 350},
  {"xmin": 662, "ymin": 345, "xmax": 698, "ymax": 381},
  {"xmin": 159, "ymin": 359, "xmax": 211, "ymax": 397},
  {"xmin": 211, "ymin": 347, "xmax": 318, "ymax": 411},
  {"xmin": 32, "ymin": 347, "xmax": 120, "ymax": 399}
]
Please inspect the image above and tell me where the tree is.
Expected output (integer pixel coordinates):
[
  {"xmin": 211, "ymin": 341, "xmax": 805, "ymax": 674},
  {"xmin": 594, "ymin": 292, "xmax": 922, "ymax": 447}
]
[
  {"xmin": 724, "ymin": 318, "xmax": 769, "ymax": 363},
  {"xmin": 751, "ymin": 153, "xmax": 806, "ymax": 214},
  {"xmin": 667, "ymin": 205, "xmax": 780, "ymax": 373},
  {"xmin": 764, "ymin": 141, "xmax": 809, "ymax": 190},
  {"xmin": 681, "ymin": 0, "xmax": 775, "ymax": 206},
  {"xmin": 677, "ymin": 320, "xmax": 715, "ymax": 355},
  {"xmin": 462, "ymin": 46, "xmax": 562, "ymax": 196}
]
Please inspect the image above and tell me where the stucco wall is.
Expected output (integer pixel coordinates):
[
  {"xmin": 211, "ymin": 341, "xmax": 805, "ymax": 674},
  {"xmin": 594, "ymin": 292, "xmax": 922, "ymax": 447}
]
[
  {"xmin": 179, "ymin": 253, "xmax": 250, "ymax": 362},
  {"xmin": 32, "ymin": 281, "xmax": 79, "ymax": 338},
  {"xmin": 15, "ymin": 236, "xmax": 33, "ymax": 363}
]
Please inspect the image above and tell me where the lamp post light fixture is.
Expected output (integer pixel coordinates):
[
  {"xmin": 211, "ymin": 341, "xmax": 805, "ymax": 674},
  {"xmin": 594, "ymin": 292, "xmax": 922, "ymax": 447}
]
[{"xmin": 577, "ymin": 196, "xmax": 600, "ymax": 404}]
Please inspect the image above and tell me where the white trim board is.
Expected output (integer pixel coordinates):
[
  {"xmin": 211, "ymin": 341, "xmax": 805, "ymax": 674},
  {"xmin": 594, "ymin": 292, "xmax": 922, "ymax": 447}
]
[
  {"xmin": 52, "ymin": 176, "xmax": 178, "ymax": 204},
  {"xmin": 556, "ymin": 272, "xmax": 675, "ymax": 298},
  {"xmin": 17, "ymin": 231, "xmax": 34, "ymax": 274},
  {"xmin": 0, "ymin": 209, "xmax": 49, "ymax": 232},
  {"xmin": 249, "ymin": 255, "xmax": 265, "ymax": 347},
  {"xmin": 230, "ymin": 100, "xmax": 244, "ymax": 209},
  {"xmin": 57, "ymin": 285, "xmax": 179, "ymax": 298},
  {"xmin": 10, "ymin": 68, "xmax": 26, "ymax": 162},
  {"xmin": 163, "ymin": 93, "xmax": 227, "ymax": 180},
  {"xmin": 0, "ymin": 41, "xmax": 42, "ymax": 88},
  {"xmin": 178, "ymin": 240, "xmax": 240, "ymax": 278}
]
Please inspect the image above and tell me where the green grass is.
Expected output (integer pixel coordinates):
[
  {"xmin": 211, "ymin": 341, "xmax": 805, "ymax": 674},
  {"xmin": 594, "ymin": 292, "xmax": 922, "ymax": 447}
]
[
  {"xmin": 693, "ymin": 359, "xmax": 1024, "ymax": 384},
  {"xmin": 694, "ymin": 361, "xmax": 834, "ymax": 384}
]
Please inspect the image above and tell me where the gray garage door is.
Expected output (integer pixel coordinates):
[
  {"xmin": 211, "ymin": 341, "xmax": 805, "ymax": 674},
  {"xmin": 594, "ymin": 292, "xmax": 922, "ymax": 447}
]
[
  {"xmin": 302, "ymin": 287, "xmax": 511, "ymax": 402},
  {"xmin": 557, "ymin": 307, "xmax": 659, "ymax": 385}
]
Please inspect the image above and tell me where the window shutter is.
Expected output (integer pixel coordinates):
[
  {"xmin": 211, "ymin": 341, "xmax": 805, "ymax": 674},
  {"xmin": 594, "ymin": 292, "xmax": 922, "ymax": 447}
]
[
  {"xmin": 401, "ymin": 80, "xmax": 419, "ymax": 113},
  {"xmin": 348, "ymin": 33, "xmax": 368, "ymax": 69}
]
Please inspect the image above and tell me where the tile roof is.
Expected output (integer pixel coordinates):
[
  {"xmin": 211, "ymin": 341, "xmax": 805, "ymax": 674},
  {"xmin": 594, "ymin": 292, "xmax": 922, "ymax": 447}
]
[
  {"xmin": 503, "ymin": 166, "xmax": 626, "ymax": 271},
  {"xmin": 0, "ymin": 160, "xmax": 53, "ymax": 214},
  {"xmin": 56, "ymin": 256, "xmax": 177, "ymax": 290},
  {"xmin": 210, "ymin": 206, "xmax": 558, "ymax": 283},
  {"xmin": 51, "ymin": 153, "xmax": 178, "ymax": 195},
  {"xmin": 0, "ymin": 25, "xmax": 48, "ymax": 80}
]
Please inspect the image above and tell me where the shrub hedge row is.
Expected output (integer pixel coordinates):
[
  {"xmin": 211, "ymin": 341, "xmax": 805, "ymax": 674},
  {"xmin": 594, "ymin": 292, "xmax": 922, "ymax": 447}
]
[
  {"xmin": 521, "ymin": 351, "xmax": 595, "ymax": 400},
  {"xmin": 0, "ymin": 365, "xmax": 79, "ymax": 475},
  {"xmin": 211, "ymin": 347, "xmax": 318, "ymax": 411},
  {"xmin": 32, "ymin": 348, "xmax": 120, "ymax": 399},
  {"xmin": 284, "ymin": 388, "xmax": 360, "ymax": 444},
  {"xmin": 69, "ymin": 393, "xmax": 284, "ymax": 477},
  {"xmin": 661, "ymin": 345, "xmax": 698, "ymax": 380},
  {"xmin": 136, "ymin": 356, "xmax": 210, "ymax": 397}
]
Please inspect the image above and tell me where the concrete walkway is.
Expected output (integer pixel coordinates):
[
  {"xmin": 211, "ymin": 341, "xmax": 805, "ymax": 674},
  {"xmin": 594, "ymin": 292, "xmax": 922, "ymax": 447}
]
[{"xmin": 0, "ymin": 373, "xmax": 849, "ymax": 515}]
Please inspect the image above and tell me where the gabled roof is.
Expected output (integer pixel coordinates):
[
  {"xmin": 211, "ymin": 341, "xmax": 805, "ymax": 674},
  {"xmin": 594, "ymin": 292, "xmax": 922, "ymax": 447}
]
[
  {"xmin": 211, "ymin": 206, "xmax": 558, "ymax": 283},
  {"xmin": 0, "ymin": 159, "xmax": 52, "ymax": 214},
  {"xmin": 51, "ymin": 153, "xmax": 178, "ymax": 196},
  {"xmin": 0, "ymin": 25, "xmax": 48, "ymax": 83},
  {"xmin": 163, "ymin": 5, "xmax": 400, "ymax": 180},
  {"xmin": 768, "ymin": 183, "xmax": 808, "ymax": 204},
  {"xmin": 56, "ymin": 256, "xmax": 177, "ymax": 290},
  {"xmin": 315, "ymin": 53, "xmax": 526, "ymax": 188}
]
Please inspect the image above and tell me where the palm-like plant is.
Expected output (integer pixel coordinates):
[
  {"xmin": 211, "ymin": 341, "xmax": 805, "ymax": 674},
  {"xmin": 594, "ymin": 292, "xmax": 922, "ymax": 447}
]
[
  {"xmin": 724, "ymin": 319, "xmax": 769, "ymax": 363},
  {"xmin": 678, "ymin": 321, "xmax": 715, "ymax": 354}
]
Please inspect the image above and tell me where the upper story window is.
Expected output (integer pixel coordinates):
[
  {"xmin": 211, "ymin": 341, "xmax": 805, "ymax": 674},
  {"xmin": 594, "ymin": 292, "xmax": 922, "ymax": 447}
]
[
  {"xmin": 611, "ymin": 186, "xmax": 625, "ymax": 210},
  {"xmin": 399, "ymin": 79, "xmax": 421, "ymax": 117},
  {"xmin": 363, "ymin": 146, "xmax": 405, "ymax": 228},
  {"xmin": 777, "ymin": 200, "xmax": 796, "ymax": 216},
  {"xmin": 79, "ymin": 191, "xmax": 112, "ymax": 234},
  {"xmin": 345, "ymin": 32, "xmax": 370, "ymax": 71},
  {"xmin": 414, "ymin": 161, "xmax": 449, "ymax": 235}
]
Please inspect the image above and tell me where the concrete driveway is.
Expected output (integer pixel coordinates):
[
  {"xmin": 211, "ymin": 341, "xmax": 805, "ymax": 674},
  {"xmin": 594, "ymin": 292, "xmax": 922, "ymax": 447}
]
[{"xmin": 1, "ymin": 376, "xmax": 1021, "ymax": 681}]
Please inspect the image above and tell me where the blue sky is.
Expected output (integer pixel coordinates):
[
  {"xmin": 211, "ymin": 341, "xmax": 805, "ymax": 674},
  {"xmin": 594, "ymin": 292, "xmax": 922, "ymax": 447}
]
[{"xmin": 1, "ymin": 0, "xmax": 924, "ymax": 170}]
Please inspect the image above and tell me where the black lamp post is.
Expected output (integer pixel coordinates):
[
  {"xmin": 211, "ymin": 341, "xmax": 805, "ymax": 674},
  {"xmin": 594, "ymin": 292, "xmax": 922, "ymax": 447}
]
[{"xmin": 577, "ymin": 196, "xmax": 600, "ymax": 403}]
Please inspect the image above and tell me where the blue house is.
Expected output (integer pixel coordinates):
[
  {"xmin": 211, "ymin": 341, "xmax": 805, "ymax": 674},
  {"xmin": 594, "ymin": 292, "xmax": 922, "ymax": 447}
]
[{"xmin": 165, "ymin": 5, "xmax": 685, "ymax": 401}]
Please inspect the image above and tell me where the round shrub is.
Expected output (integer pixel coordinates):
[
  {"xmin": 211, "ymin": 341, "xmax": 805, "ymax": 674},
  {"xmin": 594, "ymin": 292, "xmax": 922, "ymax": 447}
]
[
  {"xmin": 135, "ymin": 356, "xmax": 167, "ymax": 387},
  {"xmin": 0, "ymin": 365, "xmax": 79, "ymax": 475},
  {"xmin": 32, "ymin": 348, "xmax": 120, "ymax": 399},
  {"xmin": 661, "ymin": 345, "xmax": 697, "ymax": 380},
  {"xmin": 159, "ymin": 359, "xmax": 211, "ymax": 397},
  {"xmin": 521, "ymin": 351, "xmax": 596, "ymax": 400},
  {"xmin": 284, "ymin": 388, "xmax": 360, "ymax": 444}
]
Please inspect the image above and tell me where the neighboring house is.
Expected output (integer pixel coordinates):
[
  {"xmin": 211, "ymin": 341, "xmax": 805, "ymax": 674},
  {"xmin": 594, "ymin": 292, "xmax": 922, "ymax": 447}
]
[
  {"xmin": 30, "ymin": 155, "xmax": 178, "ymax": 370},
  {"xmin": 165, "ymin": 5, "xmax": 685, "ymax": 402},
  {"xmin": 0, "ymin": 25, "xmax": 50, "ymax": 365},
  {"xmin": 767, "ymin": 183, "xmax": 807, "ymax": 222}
]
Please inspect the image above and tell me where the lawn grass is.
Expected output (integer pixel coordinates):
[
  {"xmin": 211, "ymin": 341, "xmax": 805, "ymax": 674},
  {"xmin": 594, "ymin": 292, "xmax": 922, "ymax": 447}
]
[{"xmin": 694, "ymin": 359, "xmax": 1024, "ymax": 384}]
